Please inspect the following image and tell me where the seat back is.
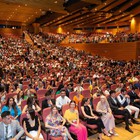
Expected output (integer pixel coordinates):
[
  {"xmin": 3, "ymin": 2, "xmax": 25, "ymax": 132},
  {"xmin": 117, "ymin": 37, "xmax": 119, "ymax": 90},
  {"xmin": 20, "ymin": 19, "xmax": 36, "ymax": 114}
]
[
  {"xmin": 21, "ymin": 100, "xmax": 27, "ymax": 111},
  {"xmin": 38, "ymin": 96, "xmax": 46, "ymax": 108},
  {"xmin": 42, "ymin": 107, "xmax": 51, "ymax": 123},
  {"xmin": 83, "ymin": 83, "xmax": 90, "ymax": 89},
  {"xmin": 23, "ymin": 81, "xmax": 30, "ymax": 85},
  {"xmin": 69, "ymin": 91, "xmax": 76, "ymax": 100},
  {"xmin": 92, "ymin": 97, "xmax": 100, "ymax": 110},
  {"xmin": 62, "ymin": 104, "xmax": 70, "ymax": 116},
  {"xmin": 82, "ymin": 89, "xmax": 91, "ymax": 98},
  {"xmin": 37, "ymin": 89, "xmax": 47, "ymax": 98},
  {"xmin": 6, "ymin": 93, "xmax": 17, "ymax": 101},
  {"xmin": 20, "ymin": 113, "xmax": 27, "ymax": 126},
  {"xmin": 22, "ymin": 85, "xmax": 28, "ymax": 91}
]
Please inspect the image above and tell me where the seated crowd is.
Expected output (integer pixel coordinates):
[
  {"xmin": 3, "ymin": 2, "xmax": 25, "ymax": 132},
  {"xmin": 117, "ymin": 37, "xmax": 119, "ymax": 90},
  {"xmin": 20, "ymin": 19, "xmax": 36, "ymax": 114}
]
[
  {"xmin": 0, "ymin": 33, "xmax": 140, "ymax": 140},
  {"xmin": 67, "ymin": 31, "xmax": 140, "ymax": 43}
]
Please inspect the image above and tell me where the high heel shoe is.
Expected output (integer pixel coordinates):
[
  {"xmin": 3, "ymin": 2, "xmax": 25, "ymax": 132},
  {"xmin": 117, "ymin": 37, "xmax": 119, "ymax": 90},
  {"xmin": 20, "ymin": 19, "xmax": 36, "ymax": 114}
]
[
  {"xmin": 103, "ymin": 132, "xmax": 111, "ymax": 137},
  {"xmin": 109, "ymin": 130, "xmax": 118, "ymax": 136}
]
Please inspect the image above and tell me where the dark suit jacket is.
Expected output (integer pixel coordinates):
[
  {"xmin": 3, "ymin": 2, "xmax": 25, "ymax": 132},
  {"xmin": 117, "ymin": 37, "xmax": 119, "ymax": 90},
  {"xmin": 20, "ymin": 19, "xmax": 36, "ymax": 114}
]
[
  {"xmin": 107, "ymin": 96, "xmax": 122, "ymax": 112},
  {"xmin": 42, "ymin": 99, "xmax": 55, "ymax": 110},
  {"xmin": 128, "ymin": 90, "xmax": 140, "ymax": 104}
]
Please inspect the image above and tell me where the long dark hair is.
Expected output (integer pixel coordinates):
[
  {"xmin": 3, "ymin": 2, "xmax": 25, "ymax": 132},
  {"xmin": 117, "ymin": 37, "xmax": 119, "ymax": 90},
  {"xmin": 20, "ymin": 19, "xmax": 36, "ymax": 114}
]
[
  {"xmin": 28, "ymin": 108, "xmax": 35, "ymax": 120},
  {"xmin": 81, "ymin": 98, "xmax": 89, "ymax": 106},
  {"xmin": 6, "ymin": 97, "xmax": 18, "ymax": 116},
  {"xmin": 27, "ymin": 96, "xmax": 35, "ymax": 109},
  {"xmin": 17, "ymin": 91, "xmax": 24, "ymax": 102}
]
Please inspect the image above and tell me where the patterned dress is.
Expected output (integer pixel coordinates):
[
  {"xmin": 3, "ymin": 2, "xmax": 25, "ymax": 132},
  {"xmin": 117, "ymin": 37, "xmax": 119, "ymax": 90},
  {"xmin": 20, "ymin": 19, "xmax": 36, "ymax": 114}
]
[{"xmin": 46, "ymin": 113, "xmax": 67, "ymax": 137}]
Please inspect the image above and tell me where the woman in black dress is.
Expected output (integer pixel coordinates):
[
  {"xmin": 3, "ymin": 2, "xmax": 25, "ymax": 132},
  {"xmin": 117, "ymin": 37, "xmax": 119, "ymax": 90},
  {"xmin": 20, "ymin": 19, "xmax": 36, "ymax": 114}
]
[
  {"xmin": 23, "ymin": 109, "xmax": 44, "ymax": 140},
  {"xmin": 81, "ymin": 98, "xmax": 111, "ymax": 140}
]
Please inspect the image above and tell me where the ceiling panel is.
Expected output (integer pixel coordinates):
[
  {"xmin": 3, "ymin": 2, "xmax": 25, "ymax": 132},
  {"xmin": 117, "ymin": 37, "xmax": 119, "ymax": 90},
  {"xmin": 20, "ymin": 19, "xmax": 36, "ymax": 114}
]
[{"xmin": 0, "ymin": 0, "xmax": 139, "ymax": 28}]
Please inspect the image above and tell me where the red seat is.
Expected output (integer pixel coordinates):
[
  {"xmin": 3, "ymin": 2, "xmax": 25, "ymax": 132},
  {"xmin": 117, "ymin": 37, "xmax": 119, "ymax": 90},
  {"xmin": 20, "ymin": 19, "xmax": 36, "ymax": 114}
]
[
  {"xmin": 114, "ymin": 115, "xmax": 124, "ymax": 119},
  {"xmin": 83, "ymin": 83, "xmax": 90, "ymax": 89},
  {"xmin": 82, "ymin": 89, "xmax": 91, "ymax": 98},
  {"xmin": 23, "ymin": 81, "xmax": 30, "ymax": 85},
  {"xmin": 37, "ymin": 89, "xmax": 47, "ymax": 98},
  {"xmin": 22, "ymin": 85, "xmax": 28, "ymax": 91},
  {"xmin": 21, "ymin": 100, "xmax": 27, "ymax": 111},
  {"xmin": 62, "ymin": 104, "xmax": 70, "ymax": 116},
  {"xmin": 6, "ymin": 93, "xmax": 17, "ymax": 100},
  {"xmin": 69, "ymin": 91, "xmax": 76, "ymax": 100},
  {"xmin": 38, "ymin": 96, "xmax": 46, "ymax": 108},
  {"xmin": 92, "ymin": 97, "xmax": 100, "ymax": 110}
]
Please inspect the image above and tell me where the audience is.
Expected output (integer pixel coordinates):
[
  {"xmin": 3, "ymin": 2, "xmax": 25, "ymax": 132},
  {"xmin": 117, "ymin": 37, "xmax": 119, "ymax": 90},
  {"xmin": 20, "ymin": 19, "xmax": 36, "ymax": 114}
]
[
  {"xmin": 67, "ymin": 32, "xmax": 140, "ymax": 43},
  {"xmin": 0, "ymin": 32, "xmax": 139, "ymax": 139}
]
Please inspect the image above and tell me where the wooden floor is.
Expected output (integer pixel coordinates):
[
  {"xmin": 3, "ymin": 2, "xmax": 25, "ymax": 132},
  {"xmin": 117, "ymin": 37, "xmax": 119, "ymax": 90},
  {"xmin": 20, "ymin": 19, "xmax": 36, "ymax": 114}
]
[{"xmin": 88, "ymin": 119, "xmax": 140, "ymax": 140}]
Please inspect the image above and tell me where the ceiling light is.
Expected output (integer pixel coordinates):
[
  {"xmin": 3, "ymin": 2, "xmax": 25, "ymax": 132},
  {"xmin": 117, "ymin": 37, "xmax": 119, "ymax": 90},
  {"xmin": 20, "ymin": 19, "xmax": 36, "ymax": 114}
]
[{"xmin": 54, "ymin": 1, "xmax": 58, "ymax": 4}]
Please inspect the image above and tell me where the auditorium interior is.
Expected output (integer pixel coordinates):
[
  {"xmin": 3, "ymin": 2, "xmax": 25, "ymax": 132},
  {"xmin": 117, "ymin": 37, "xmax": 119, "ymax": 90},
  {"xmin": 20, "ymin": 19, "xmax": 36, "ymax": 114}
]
[{"xmin": 0, "ymin": 0, "xmax": 140, "ymax": 140}]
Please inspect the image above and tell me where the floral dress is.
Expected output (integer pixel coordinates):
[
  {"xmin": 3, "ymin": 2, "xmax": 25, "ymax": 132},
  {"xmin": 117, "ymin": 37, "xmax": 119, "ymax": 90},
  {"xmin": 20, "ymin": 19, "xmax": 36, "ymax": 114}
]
[{"xmin": 46, "ymin": 113, "xmax": 66, "ymax": 137}]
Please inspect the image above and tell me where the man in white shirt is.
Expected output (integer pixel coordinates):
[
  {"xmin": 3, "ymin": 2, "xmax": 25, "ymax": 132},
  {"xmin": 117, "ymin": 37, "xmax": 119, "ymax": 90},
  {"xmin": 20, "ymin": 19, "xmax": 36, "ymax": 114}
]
[
  {"xmin": 56, "ymin": 89, "xmax": 71, "ymax": 109},
  {"xmin": 0, "ymin": 111, "xmax": 24, "ymax": 140}
]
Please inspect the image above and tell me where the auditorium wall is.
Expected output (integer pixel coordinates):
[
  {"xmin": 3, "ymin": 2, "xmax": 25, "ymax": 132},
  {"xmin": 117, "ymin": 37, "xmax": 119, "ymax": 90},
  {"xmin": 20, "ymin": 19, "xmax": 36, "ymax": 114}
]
[
  {"xmin": 0, "ymin": 28, "xmax": 22, "ymax": 36},
  {"xmin": 61, "ymin": 42, "xmax": 140, "ymax": 60}
]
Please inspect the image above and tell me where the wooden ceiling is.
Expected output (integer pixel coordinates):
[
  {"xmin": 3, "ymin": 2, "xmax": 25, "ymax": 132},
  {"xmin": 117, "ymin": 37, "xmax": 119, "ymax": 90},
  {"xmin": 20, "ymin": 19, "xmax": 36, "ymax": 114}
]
[{"xmin": 0, "ymin": 0, "xmax": 140, "ymax": 28}]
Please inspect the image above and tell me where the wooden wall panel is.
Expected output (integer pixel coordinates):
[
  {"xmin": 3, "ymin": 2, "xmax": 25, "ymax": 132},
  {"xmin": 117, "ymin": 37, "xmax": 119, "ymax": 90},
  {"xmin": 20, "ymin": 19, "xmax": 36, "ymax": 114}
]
[
  {"xmin": 61, "ymin": 42, "xmax": 139, "ymax": 60},
  {"xmin": 0, "ymin": 28, "xmax": 22, "ymax": 36}
]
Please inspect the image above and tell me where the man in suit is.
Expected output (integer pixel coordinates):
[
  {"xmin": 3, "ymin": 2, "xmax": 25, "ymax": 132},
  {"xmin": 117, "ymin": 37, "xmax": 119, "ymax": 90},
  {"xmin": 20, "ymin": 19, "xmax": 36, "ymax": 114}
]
[
  {"xmin": 0, "ymin": 111, "xmax": 24, "ymax": 140},
  {"xmin": 108, "ymin": 90, "xmax": 133, "ymax": 133},
  {"xmin": 117, "ymin": 89, "xmax": 140, "ymax": 124},
  {"xmin": 128, "ymin": 86, "xmax": 140, "ymax": 109},
  {"xmin": 42, "ymin": 89, "xmax": 55, "ymax": 110}
]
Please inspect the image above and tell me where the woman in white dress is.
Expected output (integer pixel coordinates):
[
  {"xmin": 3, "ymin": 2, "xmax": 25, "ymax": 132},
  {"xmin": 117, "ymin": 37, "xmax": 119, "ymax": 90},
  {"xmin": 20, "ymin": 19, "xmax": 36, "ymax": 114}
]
[{"xmin": 96, "ymin": 95, "xmax": 118, "ymax": 135}]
